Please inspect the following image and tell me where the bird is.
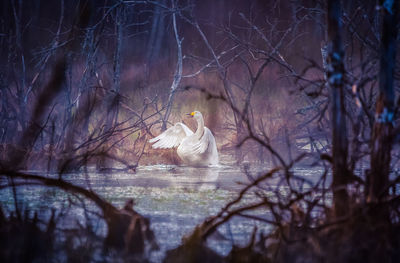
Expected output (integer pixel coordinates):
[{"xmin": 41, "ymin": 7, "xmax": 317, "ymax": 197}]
[{"xmin": 149, "ymin": 111, "xmax": 219, "ymax": 166}]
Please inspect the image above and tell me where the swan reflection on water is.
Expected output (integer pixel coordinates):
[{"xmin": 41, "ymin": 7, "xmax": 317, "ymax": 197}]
[{"xmin": 137, "ymin": 164, "xmax": 221, "ymax": 191}]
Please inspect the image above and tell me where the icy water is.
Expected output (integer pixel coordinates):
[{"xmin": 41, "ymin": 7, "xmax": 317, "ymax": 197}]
[{"xmin": 0, "ymin": 161, "xmax": 326, "ymax": 262}]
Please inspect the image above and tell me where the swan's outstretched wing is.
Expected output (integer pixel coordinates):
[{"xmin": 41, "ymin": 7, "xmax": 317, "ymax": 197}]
[{"xmin": 149, "ymin": 122, "xmax": 193, "ymax": 149}]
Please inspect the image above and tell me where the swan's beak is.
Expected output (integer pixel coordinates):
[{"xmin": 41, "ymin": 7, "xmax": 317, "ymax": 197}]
[{"xmin": 186, "ymin": 112, "xmax": 195, "ymax": 117}]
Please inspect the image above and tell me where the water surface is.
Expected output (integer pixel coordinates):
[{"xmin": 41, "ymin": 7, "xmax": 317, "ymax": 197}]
[{"xmin": 0, "ymin": 162, "xmax": 326, "ymax": 262}]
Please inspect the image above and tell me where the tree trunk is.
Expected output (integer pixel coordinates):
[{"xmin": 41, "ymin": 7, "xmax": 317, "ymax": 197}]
[
  {"xmin": 106, "ymin": 3, "xmax": 123, "ymax": 131},
  {"xmin": 327, "ymin": 0, "xmax": 349, "ymax": 218},
  {"xmin": 368, "ymin": 0, "xmax": 398, "ymax": 203},
  {"xmin": 161, "ymin": 0, "xmax": 182, "ymax": 131},
  {"xmin": 11, "ymin": 0, "xmax": 27, "ymax": 131},
  {"xmin": 112, "ymin": 4, "xmax": 123, "ymax": 123},
  {"xmin": 146, "ymin": 0, "xmax": 166, "ymax": 65}
]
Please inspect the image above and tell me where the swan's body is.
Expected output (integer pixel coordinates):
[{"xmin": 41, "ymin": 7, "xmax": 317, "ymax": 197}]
[{"xmin": 149, "ymin": 111, "xmax": 219, "ymax": 166}]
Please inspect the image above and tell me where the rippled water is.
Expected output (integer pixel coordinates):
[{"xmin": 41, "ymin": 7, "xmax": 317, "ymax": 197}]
[{"xmin": 0, "ymin": 162, "xmax": 327, "ymax": 262}]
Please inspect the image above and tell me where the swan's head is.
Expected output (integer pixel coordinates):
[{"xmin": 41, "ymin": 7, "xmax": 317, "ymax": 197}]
[{"xmin": 187, "ymin": 111, "xmax": 203, "ymax": 120}]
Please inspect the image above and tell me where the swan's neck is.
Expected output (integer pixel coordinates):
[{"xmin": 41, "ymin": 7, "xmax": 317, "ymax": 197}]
[{"xmin": 195, "ymin": 116, "xmax": 204, "ymax": 139}]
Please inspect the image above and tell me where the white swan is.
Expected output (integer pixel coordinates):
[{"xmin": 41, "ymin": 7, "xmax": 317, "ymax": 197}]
[{"xmin": 149, "ymin": 111, "xmax": 219, "ymax": 166}]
